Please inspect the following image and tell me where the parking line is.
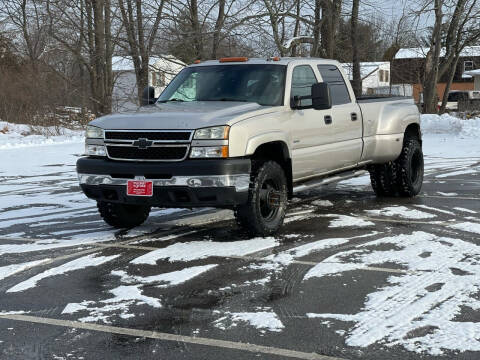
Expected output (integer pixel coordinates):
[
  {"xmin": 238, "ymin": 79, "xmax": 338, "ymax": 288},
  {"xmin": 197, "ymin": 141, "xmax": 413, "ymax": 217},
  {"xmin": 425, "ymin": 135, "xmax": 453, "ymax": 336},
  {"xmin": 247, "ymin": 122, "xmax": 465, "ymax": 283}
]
[{"xmin": 0, "ymin": 314, "xmax": 346, "ymax": 360}]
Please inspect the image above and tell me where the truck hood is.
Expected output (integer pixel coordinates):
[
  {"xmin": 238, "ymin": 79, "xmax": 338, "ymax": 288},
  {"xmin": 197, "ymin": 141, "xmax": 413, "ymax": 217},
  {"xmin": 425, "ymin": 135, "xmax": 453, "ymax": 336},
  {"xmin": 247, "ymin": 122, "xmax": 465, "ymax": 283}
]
[{"xmin": 90, "ymin": 101, "xmax": 277, "ymax": 130}]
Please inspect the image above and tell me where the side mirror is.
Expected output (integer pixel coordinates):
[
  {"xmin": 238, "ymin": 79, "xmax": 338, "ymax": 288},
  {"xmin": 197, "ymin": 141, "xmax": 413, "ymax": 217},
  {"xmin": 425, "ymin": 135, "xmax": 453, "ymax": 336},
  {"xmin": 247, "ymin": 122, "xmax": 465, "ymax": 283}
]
[
  {"xmin": 311, "ymin": 83, "xmax": 331, "ymax": 110},
  {"xmin": 142, "ymin": 86, "xmax": 157, "ymax": 106}
]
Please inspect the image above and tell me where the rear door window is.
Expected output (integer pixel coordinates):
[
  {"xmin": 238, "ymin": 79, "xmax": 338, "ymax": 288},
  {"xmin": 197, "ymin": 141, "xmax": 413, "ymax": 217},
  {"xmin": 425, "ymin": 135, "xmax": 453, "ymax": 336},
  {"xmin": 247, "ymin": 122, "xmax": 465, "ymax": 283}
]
[{"xmin": 317, "ymin": 65, "xmax": 351, "ymax": 105}]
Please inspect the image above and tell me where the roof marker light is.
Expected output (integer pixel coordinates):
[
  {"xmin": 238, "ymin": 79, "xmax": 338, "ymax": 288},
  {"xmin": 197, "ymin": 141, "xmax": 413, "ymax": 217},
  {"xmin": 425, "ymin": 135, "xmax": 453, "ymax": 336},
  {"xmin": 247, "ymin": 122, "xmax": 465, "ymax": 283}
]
[{"xmin": 219, "ymin": 57, "xmax": 249, "ymax": 63}]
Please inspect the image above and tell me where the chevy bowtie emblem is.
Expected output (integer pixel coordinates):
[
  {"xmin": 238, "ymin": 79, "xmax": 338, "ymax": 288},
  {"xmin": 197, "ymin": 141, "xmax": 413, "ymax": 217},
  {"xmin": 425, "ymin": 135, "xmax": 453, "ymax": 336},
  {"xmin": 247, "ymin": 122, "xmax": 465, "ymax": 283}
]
[{"xmin": 133, "ymin": 138, "xmax": 153, "ymax": 149}]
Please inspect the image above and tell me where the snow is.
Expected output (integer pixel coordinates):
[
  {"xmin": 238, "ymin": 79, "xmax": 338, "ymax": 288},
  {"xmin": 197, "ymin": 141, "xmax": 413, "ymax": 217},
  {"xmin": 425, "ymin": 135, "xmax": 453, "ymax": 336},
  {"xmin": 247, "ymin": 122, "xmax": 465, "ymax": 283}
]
[
  {"xmin": 305, "ymin": 231, "xmax": 480, "ymax": 355},
  {"xmin": 449, "ymin": 222, "xmax": 480, "ymax": 235},
  {"xmin": 395, "ymin": 46, "xmax": 480, "ymax": 59},
  {"xmin": 325, "ymin": 214, "xmax": 375, "ymax": 228},
  {"xmin": 0, "ymin": 121, "xmax": 84, "ymax": 149},
  {"xmin": 7, "ymin": 253, "xmax": 120, "ymax": 292},
  {"xmin": 214, "ymin": 311, "xmax": 284, "ymax": 333},
  {"xmin": 130, "ymin": 237, "xmax": 279, "ymax": 265},
  {"xmin": 414, "ymin": 205, "xmax": 455, "ymax": 215},
  {"xmin": 454, "ymin": 207, "xmax": 477, "ymax": 214},
  {"xmin": 0, "ymin": 259, "xmax": 50, "ymax": 281},
  {"xmin": 62, "ymin": 284, "xmax": 162, "ymax": 323},
  {"xmin": 365, "ymin": 206, "xmax": 436, "ymax": 219},
  {"xmin": 111, "ymin": 264, "xmax": 217, "ymax": 287},
  {"xmin": 436, "ymin": 169, "xmax": 478, "ymax": 178},
  {"xmin": 421, "ymin": 114, "xmax": 480, "ymax": 138}
]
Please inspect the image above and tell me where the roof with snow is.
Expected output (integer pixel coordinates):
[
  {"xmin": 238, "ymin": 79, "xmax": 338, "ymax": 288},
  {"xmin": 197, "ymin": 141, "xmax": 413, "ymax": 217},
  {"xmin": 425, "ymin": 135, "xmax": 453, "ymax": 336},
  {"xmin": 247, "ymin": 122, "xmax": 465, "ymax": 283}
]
[
  {"xmin": 395, "ymin": 46, "xmax": 480, "ymax": 59},
  {"xmin": 112, "ymin": 55, "xmax": 185, "ymax": 72},
  {"xmin": 341, "ymin": 62, "xmax": 389, "ymax": 80}
]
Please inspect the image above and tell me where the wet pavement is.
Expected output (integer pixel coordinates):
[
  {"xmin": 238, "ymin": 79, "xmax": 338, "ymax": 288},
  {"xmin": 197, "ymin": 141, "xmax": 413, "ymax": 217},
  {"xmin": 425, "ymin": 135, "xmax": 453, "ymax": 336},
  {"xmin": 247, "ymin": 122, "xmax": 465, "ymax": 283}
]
[{"xmin": 1, "ymin": 149, "xmax": 480, "ymax": 359}]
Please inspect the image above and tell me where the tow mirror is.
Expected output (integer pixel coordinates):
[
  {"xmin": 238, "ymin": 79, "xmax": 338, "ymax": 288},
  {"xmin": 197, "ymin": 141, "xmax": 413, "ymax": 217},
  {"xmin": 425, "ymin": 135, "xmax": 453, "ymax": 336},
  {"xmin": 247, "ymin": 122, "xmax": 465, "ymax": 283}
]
[
  {"xmin": 311, "ymin": 83, "xmax": 331, "ymax": 110},
  {"xmin": 291, "ymin": 82, "xmax": 332, "ymax": 110},
  {"xmin": 142, "ymin": 86, "xmax": 157, "ymax": 106}
]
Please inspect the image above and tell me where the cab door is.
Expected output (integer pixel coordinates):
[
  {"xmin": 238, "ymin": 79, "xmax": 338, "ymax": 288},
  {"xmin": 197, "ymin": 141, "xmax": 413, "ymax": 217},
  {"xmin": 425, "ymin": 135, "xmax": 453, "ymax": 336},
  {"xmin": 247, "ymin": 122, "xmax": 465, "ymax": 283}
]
[
  {"xmin": 315, "ymin": 64, "xmax": 363, "ymax": 169},
  {"xmin": 288, "ymin": 64, "xmax": 341, "ymax": 180}
]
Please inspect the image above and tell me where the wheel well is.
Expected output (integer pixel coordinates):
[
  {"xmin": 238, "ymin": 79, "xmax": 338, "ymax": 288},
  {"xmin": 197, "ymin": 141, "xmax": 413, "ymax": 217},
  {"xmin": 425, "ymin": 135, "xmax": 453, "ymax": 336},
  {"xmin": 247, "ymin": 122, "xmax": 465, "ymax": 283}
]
[
  {"xmin": 251, "ymin": 141, "xmax": 293, "ymax": 198},
  {"xmin": 405, "ymin": 123, "xmax": 422, "ymax": 144}
]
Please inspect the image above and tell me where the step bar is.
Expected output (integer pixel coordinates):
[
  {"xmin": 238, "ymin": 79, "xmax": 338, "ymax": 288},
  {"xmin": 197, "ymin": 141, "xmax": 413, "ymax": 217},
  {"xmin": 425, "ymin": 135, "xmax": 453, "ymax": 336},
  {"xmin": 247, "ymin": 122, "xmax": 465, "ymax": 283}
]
[{"xmin": 293, "ymin": 169, "xmax": 368, "ymax": 194}]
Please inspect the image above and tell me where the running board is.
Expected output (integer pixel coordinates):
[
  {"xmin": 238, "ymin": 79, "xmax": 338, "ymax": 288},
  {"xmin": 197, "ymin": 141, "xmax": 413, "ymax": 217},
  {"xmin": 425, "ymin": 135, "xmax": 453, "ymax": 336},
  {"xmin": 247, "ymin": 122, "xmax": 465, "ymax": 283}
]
[{"xmin": 293, "ymin": 169, "xmax": 368, "ymax": 194}]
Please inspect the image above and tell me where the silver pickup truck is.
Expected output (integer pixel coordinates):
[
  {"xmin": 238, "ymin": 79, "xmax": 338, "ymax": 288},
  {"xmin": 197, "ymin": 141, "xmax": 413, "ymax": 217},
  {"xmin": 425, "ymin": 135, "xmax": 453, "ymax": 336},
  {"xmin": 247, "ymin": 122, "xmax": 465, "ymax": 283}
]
[{"xmin": 77, "ymin": 57, "xmax": 423, "ymax": 235}]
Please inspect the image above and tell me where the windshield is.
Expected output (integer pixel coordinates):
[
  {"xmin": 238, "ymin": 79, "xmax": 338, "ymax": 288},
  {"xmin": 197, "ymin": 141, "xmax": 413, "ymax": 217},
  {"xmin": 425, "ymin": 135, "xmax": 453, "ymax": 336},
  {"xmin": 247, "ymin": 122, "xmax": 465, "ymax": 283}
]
[{"xmin": 157, "ymin": 64, "xmax": 286, "ymax": 106}]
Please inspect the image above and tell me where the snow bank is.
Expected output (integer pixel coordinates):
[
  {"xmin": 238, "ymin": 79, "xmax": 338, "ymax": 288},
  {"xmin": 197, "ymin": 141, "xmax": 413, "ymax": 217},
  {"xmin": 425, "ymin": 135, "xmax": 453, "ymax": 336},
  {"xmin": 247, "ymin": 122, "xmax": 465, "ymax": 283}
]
[
  {"xmin": 0, "ymin": 121, "xmax": 84, "ymax": 149},
  {"xmin": 421, "ymin": 114, "xmax": 480, "ymax": 138}
]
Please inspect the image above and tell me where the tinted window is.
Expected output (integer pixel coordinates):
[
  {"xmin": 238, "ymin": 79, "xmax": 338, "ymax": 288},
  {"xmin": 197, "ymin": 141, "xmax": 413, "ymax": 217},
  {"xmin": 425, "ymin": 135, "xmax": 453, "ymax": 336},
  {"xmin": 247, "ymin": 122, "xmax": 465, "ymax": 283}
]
[
  {"xmin": 317, "ymin": 65, "xmax": 351, "ymax": 105},
  {"xmin": 158, "ymin": 64, "xmax": 286, "ymax": 106},
  {"xmin": 291, "ymin": 65, "xmax": 318, "ymax": 107}
]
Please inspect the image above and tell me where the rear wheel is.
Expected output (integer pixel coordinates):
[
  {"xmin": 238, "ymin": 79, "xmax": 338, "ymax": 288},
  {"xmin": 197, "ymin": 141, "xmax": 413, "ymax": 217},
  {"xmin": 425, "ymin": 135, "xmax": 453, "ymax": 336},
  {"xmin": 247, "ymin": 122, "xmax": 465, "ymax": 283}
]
[
  {"xmin": 396, "ymin": 138, "xmax": 424, "ymax": 197},
  {"xmin": 235, "ymin": 161, "xmax": 288, "ymax": 236},
  {"xmin": 369, "ymin": 162, "xmax": 398, "ymax": 197},
  {"xmin": 97, "ymin": 201, "xmax": 151, "ymax": 228}
]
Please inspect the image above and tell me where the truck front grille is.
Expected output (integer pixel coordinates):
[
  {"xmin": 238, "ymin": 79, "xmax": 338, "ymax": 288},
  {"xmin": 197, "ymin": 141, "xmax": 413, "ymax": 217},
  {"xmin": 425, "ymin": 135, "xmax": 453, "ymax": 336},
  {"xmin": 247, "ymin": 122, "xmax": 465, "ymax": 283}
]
[
  {"xmin": 105, "ymin": 131, "xmax": 191, "ymax": 141},
  {"xmin": 103, "ymin": 130, "xmax": 192, "ymax": 161},
  {"xmin": 106, "ymin": 145, "xmax": 189, "ymax": 161}
]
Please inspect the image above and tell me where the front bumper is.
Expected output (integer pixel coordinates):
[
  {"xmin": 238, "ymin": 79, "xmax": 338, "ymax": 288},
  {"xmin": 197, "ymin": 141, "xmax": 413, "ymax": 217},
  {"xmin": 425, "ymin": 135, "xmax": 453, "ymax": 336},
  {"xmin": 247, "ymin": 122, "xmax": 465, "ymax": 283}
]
[{"xmin": 76, "ymin": 157, "xmax": 251, "ymax": 208}]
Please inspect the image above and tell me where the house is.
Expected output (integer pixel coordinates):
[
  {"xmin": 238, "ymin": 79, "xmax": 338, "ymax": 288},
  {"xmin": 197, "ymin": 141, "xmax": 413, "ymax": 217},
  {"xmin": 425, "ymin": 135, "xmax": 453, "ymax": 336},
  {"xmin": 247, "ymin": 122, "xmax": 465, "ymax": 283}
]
[
  {"xmin": 341, "ymin": 62, "xmax": 412, "ymax": 96},
  {"xmin": 391, "ymin": 46, "xmax": 480, "ymax": 103},
  {"xmin": 112, "ymin": 55, "xmax": 185, "ymax": 112}
]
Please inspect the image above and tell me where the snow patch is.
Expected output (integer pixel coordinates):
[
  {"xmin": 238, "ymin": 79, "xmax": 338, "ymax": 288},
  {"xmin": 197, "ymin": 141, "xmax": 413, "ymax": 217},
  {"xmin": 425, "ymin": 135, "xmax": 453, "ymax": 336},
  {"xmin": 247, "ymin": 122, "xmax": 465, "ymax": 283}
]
[
  {"xmin": 366, "ymin": 206, "xmax": 436, "ymax": 219},
  {"xmin": 0, "ymin": 259, "xmax": 50, "ymax": 281},
  {"xmin": 304, "ymin": 231, "xmax": 480, "ymax": 355},
  {"xmin": 214, "ymin": 311, "xmax": 284, "ymax": 333},
  {"xmin": 449, "ymin": 222, "xmax": 480, "ymax": 235},
  {"xmin": 325, "ymin": 214, "xmax": 375, "ymax": 228},
  {"xmin": 7, "ymin": 253, "xmax": 119, "ymax": 292},
  {"xmin": 130, "ymin": 237, "xmax": 278, "ymax": 265},
  {"xmin": 111, "ymin": 264, "xmax": 217, "ymax": 287}
]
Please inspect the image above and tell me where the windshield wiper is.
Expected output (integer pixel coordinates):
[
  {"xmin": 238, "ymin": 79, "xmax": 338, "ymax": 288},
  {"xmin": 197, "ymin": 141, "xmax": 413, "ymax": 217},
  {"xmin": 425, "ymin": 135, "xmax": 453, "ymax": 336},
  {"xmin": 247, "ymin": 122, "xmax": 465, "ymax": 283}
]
[
  {"xmin": 201, "ymin": 98, "xmax": 249, "ymax": 102},
  {"xmin": 158, "ymin": 98, "xmax": 185, "ymax": 103}
]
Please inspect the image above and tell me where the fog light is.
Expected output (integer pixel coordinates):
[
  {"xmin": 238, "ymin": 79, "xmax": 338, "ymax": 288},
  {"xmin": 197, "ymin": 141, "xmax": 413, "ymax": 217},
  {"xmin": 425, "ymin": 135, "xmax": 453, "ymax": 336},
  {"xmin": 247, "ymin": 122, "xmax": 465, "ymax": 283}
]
[{"xmin": 85, "ymin": 144, "xmax": 106, "ymax": 156}]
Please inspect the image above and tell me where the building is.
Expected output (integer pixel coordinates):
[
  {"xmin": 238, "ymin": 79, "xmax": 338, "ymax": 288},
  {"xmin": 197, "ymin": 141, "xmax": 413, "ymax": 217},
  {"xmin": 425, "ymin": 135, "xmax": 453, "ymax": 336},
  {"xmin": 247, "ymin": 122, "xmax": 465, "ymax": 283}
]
[
  {"xmin": 391, "ymin": 46, "xmax": 480, "ymax": 103},
  {"xmin": 112, "ymin": 55, "xmax": 185, "ymax": 112}
]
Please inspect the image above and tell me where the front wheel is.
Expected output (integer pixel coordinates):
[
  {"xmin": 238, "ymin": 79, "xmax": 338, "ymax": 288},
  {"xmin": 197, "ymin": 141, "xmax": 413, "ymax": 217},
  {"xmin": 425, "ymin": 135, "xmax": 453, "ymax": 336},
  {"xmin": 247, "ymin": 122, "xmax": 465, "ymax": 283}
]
[
  {"xmin": 235, "ymin": 161, "xmax": 288, "ymax": 236},
  {"xmin": 97, "ymin": 201, "xmax": 151, "ymax": 228}
]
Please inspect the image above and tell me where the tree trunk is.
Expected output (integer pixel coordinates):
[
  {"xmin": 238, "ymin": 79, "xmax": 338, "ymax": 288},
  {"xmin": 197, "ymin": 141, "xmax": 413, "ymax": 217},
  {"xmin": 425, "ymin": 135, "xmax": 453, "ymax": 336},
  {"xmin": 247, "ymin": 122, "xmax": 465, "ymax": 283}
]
[
  {"xmin": 351, "ymin": 0, "xmax": 362, "ymax": 97},
  {"xmin": 422, "ymin": 0, "xmax": 443, "ymax": 114},
  {"xmin": 439, "ymin": 54, "xmax": 460, "ymax": 114},
  {"xmin": 212, "ymin": 0, "xmax": 226, "ymax": 58}
]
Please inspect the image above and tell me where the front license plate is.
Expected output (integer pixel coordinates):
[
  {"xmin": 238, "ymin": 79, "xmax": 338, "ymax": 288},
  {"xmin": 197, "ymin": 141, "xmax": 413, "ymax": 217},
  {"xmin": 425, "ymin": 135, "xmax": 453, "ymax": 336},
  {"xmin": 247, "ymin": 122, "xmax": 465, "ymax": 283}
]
[{"xmin": 127, "ymin": 180, "xmax": 153, "ymax": 197}]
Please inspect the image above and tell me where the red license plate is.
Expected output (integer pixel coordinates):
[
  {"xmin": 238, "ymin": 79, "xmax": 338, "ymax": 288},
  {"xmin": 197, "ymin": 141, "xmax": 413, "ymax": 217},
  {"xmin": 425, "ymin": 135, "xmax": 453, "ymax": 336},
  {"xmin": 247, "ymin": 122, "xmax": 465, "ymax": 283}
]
[{"xmin": 127, "ymin": 180, "xmax": 153, "ymax": 197}]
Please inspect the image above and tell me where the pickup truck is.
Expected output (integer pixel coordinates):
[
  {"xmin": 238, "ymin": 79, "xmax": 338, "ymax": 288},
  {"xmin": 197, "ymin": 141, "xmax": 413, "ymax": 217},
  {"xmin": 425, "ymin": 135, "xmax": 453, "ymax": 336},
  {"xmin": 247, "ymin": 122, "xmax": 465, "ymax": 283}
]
[{"xmin": 77, "ymin": 57, "xmax": 423, "ymax": 236}]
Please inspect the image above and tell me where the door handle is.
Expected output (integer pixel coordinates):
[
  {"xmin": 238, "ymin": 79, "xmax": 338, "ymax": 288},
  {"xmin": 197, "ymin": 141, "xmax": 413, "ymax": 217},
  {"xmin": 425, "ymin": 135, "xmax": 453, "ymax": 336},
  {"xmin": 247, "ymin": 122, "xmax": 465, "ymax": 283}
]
[
  {"xmin": 351, "ymin": 112, "xmax": 358, "ymax": 121},
  {"xmin": 324, "ymin": 115, "xmax": 332, "ymax": 125}
]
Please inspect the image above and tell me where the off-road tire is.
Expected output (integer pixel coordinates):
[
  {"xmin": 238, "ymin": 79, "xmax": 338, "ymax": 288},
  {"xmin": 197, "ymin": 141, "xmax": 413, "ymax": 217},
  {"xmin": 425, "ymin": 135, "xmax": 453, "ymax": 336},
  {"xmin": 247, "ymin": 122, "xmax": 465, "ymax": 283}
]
[
  {"xmin": 97, "ymin": 201, "xmax": 151, "ymax": 228},
  {"xmin": 396, "ymin": 137, "xmax": 424, "ymax": 197},
  {"xmin": 369, "ymin": 161, "xmax": 398, "ymax": 197},
  {"xmin": 235, "ymin": 161, "xmax": 288, "ymax": 236}
]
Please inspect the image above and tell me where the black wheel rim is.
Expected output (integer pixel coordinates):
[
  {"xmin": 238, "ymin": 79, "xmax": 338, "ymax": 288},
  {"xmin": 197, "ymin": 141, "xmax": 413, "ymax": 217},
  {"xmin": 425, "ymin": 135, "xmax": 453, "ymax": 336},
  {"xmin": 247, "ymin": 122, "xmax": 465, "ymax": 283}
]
[
  {"xmin": 411, "ymin": 150, "xmax": 423, "ymax": 184},
  {"xmin": 259, "ymin": 178, "xmax": 283, "ymax": 221}
]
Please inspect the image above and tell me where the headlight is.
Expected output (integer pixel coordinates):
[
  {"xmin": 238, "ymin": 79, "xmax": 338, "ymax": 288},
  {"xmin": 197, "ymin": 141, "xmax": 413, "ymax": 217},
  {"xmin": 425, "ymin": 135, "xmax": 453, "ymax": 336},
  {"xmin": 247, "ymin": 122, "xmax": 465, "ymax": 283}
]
[
  {"xmin": 190, "ymin": 146, "xmax": 228, "ymax": 158},
  {"xmin": 86, "ymin": 125, "xmax": 104, "ymax": 139},
  {"xmin": 85, "ymin": 144, "xmax": 106, "ymax": 156},
  {"xmin": 194, "ymin": 126, "xmax": 229, "ymax": 140}
]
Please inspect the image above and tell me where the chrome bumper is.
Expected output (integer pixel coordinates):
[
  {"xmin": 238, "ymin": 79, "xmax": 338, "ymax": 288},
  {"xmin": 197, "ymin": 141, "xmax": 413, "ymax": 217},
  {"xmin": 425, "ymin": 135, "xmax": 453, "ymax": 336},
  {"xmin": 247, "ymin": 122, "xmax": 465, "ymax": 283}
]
[{"xmin": 77, "ymin": 173, "xmax": 251, "ymax": 192}]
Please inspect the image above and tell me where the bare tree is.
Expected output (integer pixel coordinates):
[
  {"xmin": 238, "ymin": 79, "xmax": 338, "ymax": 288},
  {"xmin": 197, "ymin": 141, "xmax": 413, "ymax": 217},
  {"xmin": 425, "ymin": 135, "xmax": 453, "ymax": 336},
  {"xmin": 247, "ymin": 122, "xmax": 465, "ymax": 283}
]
[
  {"xmin": 118, "ymin": 0, "xmax": 167, "ymax": 103},
  {"xmin": 351, "ymin": 0, "xmax": 362, "ymax": 97}
]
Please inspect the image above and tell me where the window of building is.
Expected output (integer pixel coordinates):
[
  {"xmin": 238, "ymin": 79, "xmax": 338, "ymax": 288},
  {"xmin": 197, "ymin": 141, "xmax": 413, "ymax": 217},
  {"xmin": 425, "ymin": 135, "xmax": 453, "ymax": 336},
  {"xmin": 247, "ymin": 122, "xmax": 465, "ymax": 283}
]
[
  {"xmin": 156, "ymin": 72, "xmax": 166, "ymax": 87},
  {"xmin": 291, "ymin": 65, "xmax": 318, "ymax": 107},
  {"xmin": 464, "ymin": 61, "xmax": 474, "ymax": 72},
  {"xmin": 379, "ymin": 70, "xmax": 384, "ymax": 82},
  {"xmin": 317, "ymin": 64, "xmax": 351, "ymax": 105},
  {"xmin": 384, "ymin": 70, "xmax": 389, "ymax": 83}
]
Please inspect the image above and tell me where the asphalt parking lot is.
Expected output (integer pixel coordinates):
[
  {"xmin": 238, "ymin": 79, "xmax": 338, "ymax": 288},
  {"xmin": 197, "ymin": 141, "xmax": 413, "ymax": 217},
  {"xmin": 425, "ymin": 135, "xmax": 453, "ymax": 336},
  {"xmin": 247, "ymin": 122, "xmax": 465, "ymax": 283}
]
[{"xmin": 1, "ymin": 150, "xmax": 480, "ymax": 359}]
